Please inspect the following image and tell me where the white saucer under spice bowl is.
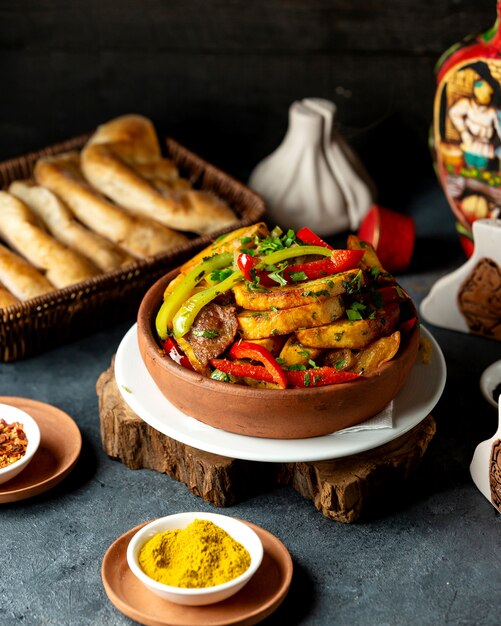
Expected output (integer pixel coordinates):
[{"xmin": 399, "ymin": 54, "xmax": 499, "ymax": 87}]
[
  {"xmin": 0, "ymin": 403, "xmax": 41, "ymax": 485},
  {"xmin": 126, "ymin": 512, "xmax": 264, "ymax": 606}
]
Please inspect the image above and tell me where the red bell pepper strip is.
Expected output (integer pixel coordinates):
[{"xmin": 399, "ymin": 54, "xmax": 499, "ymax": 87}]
[
  {"xmin": 210, "ymin": 358, "xmax": 361, "ymax": 388},
  {"xmin": 399, "ymin": 316, "xmax": 418, "ymax": 334},
  {"xmin": 237, "ymin": 253, "xmax": 276, "ymax": 287},
  {"xmin": 283, "ymin": 249, "xmax": 364, "ymax": 281},
  {"xmin": 228, "ymin": 341, "xmax": 287, "ymax": 388},
  {"xmin": 210, "ymin": 359, "xmax": 276, "ymax": 384},
  {"xmin": 163, "ymin": 337, "xmax": 194, "ymax": 371},
  {"xmin": 284, "ymin": 368, "xmax": 360, "ymax": 388},
  {"xmin": 296, "ymin": 227, "xmax": 333, "ymax": 250}
]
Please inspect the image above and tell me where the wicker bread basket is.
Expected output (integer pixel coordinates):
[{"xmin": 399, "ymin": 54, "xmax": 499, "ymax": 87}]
[{"xmin": 0, "ymin": 135, "xmax": 266, "ymax": 361}]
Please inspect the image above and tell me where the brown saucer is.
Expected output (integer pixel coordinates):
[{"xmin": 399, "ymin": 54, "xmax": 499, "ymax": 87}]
[
  {"xmin": 0, "ymin": 396, "xmax": 82, "ymax": 504},
  {"xmin": 102, "ymin": 520, "xmax": 293, "ymax": 626}
]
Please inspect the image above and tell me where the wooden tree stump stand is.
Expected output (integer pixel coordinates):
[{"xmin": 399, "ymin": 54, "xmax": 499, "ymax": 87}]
[{"xmin": 97, "ymin": 359, "xmax": 436, "ymax": 523}]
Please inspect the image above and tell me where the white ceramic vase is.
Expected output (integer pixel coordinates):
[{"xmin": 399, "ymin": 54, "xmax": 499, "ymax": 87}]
[
  {"xmin": 248, "ymin": 98, "xmax": 373, "ymax": 236},
  {"xmin": 420, "ymin": 218, "xmax": 501, "ymax": 341}
]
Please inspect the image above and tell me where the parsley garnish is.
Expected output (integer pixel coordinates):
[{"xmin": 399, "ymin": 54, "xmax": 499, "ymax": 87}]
[
  {"xmin": 290, "ymin": 271, "xmax": 307, "ymax": 282},
  {"xmin": 211, "ymin": 369, "xmax": 231, "ymax": 382},
  {"xmin": 346, "ymin": 301, "xmax": 367, "ymax": 321},
  {"xmin": 193, "ymin": 329, "xmax": 220, "ymax": 339},
  {"xmin": 210, "ymin": 267, "xmax": 234, "ymax": 282},
  {"xmin": 344, "ymin": 270, "xmax": 363, "ymax": 295},
  {"xmin": 257, "ymin": 229, "xmax": 297, "ymax": 256}
]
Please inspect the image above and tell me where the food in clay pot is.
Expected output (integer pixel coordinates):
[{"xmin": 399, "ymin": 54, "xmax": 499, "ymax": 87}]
[{"xmin": 137, "ymin": 222, "xmax": 420, "ymax": 439}]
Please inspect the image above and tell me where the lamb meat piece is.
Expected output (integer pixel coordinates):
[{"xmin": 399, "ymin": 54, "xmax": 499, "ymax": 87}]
[{"xmin": 183, "ymin": 302, "xmax": 238, "ymax": 369}]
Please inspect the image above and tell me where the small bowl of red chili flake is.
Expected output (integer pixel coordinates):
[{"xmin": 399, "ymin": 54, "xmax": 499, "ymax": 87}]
[{"xmin": 0, "ymin": 404, "xmax": 40, "ymax": 485}]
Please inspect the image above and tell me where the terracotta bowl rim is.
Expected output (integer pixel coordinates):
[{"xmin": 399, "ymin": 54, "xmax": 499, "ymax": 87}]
[{"xmin": 137, "ymin": 269, "xmax": 420, "ymax": 398}]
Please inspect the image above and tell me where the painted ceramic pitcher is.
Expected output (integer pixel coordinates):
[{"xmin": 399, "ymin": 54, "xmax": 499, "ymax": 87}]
[{"xmin": 433, "ymin": 1, "xmax": 501, "ymax": 255}]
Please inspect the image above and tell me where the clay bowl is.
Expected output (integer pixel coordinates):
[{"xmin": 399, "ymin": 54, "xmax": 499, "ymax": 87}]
[{"xmin": 137, "ymin": 270, "xmax": 420, "ymax": 440}]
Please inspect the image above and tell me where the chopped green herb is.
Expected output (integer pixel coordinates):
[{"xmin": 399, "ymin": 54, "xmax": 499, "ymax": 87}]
[
  {"xmin": 268, "ymin": 271, "xmax": 288, "ymax": 286},
  {"xmin": 285, "ymin": 363, "xmax": 307, "ymax": 371},
  {"xmin": 270, "ymin": 306, "xmax": 279, "ymax": 312},
  {"xmin": 192, "ymin": 329, "xmax": 220, "ymax": 339},
  {"xmin": 210, "ymin": 267, "xmax": 234, "ymax": 282},
  {"xmin": 298, "ymin": 350, "xmax": 310, "ymax": 358},
  {"xmin": 343, "ymin": 269, "xmax": 364, "ymax": 295},
  {"xmin": 211, "ymin": 369, "xmax": 231, "ymax": 382},
  {"xmin": 290, "ymin": 271, "xmax": 308, "ymax": 282},
  {"xmin": 370, "ymin": 289, "xmax": 383, "ymax": 309},
  {"xmin": 346, "ymin": 301, "xmax": 367, "ymax": 321},
  {"xmin": 242, "ymin": 247, "xmax": 257, "ymax": 256},
  {"xmin": 121, "ymin": 385, "xmax": 132, "ymax": 394},
  {"xmin": 240, "ymin": 236, "xmax": 252, "ymax": 244},
  {"xmin": 311, "ymin": 289, "xmax": 330, "ymax": 297},
  {"xmin": 276, "ymin": 357, "xmax": 287, "ymax": 365},
  {"xmin": 304, "ymin": 372, "xmax": 311, "ymax": 386},
  {"xmin": 334, "ymin": 331, "xmax": 344, "ymax": 342},
  {"xmin": 335, "ymin": 359, "xmax": 346, "ymax": 370},
  {"xmin": 308, "ymin": 359, "xmax": 317, "ymax": 368}
]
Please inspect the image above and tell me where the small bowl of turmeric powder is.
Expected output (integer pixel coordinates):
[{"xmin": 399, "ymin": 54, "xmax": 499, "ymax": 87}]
[
  {"xmin": 126, "ymin": 512, "xmax": 264, "ymax": 606},
  {"xmin": 0, "ymin": 403, "xmax": 40, "ymax": 485}
]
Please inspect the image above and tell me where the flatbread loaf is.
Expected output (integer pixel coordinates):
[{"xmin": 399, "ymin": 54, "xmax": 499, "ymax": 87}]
[
  {"xmin": 80, "ymin": 114, "xmax": 238, "ymax": 234},
  {"xmin": 34, "ymin": 152, "xmax": 190, "ymax": 258},
  {"xmin": 0, "ymin": 191, "xmax": 100, "ymax": 288},
  {"xmin": 9, "ymin": 180, "xmax": 134, "ymax": 272},
  {"xmin": 0, "ymin": 242, "xmax": 54, "ymax": 300}
]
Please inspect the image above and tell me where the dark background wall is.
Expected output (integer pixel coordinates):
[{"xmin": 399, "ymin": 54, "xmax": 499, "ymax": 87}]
[{"xmin": 0, "ymin": 0, "xmax": 498, "ymax": 206}]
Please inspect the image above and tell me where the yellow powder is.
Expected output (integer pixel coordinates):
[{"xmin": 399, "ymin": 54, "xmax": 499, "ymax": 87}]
[{"xmin": 138, "ymin": 519, "xmax": 251, "ymax": 588}]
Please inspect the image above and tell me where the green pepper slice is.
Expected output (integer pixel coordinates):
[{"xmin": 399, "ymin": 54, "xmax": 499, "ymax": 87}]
[
  {"xmin": 155, "ymin": 252, "xmax": 233, "ymax": 340},
  {"xmin": 172, "ymin": 270, "xmax": 244, "ymax": 338}
]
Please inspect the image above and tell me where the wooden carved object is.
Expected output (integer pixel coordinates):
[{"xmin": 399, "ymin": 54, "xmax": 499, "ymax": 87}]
[{"xmin": 97, "ymin": 359, "xmax": 436, "ymax": 523}]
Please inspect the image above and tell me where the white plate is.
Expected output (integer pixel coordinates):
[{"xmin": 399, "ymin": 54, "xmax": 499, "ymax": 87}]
[
  {"xmin": 480, "ymin": 359, "xmax": 501, "ymax": 409},
  {"xmin": 114, "ymin": 325, "xmax": 446, "ymax": 463}
]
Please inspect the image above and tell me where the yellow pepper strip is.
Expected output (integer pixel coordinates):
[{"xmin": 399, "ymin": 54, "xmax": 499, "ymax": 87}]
[
  {"xmin": 173, "ymin": 270, "xmax": 244, "ymax": 338},
  {"xmin": 171, "ymin": 244, "xmax": 334, "ymax": 339},
  {"xmin": 255, "ymin": 244, "xmax": 332, "ymax": 268},
  {"xmin": 155, "ymin": 252, "xmax": 233, "ymax": 340}
]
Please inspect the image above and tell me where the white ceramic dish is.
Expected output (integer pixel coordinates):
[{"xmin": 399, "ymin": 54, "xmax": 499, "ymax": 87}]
[
  {"xmin": 480, "ymin": 360, "xmax": 501, "ymax": 409},
  {"xmin": 126, "ymin": 512, "xmax": 264, "ymax": 606},
  {"xmin": 0, "ymin": 403, "xmax": 41, "ymax": 485},
  {"xmin": 114, "ymin": 324, "xmax": 446, "ymax": 463}
]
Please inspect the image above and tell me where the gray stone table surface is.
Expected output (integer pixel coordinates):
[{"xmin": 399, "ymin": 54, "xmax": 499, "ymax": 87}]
[{"xmin": 1, "ymin": 181, "xmax": 500, "ymax": 626}]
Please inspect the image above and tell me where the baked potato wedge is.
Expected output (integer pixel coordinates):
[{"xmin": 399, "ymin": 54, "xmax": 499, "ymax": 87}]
[
  {"xmin": 296, "ymin": 303, "xmax": 400, "ymax": 349},
  {"xmin": 278, "ymin": 336, "xmax": 323, "ymax": 366},
  {"xmin": 233, "ymin": 269, "xmax": 360, "ymax": 311},
  {"xmin": 347, "ymin": 235, "xmax": 384, "ymax": 272},
  {"xmin": 351, "ymin": 330, "xmax": 401, "ymax": 374},
  {"xmin": 238, "ymin": 296, "xmax": 345, "ymax": 340}
]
